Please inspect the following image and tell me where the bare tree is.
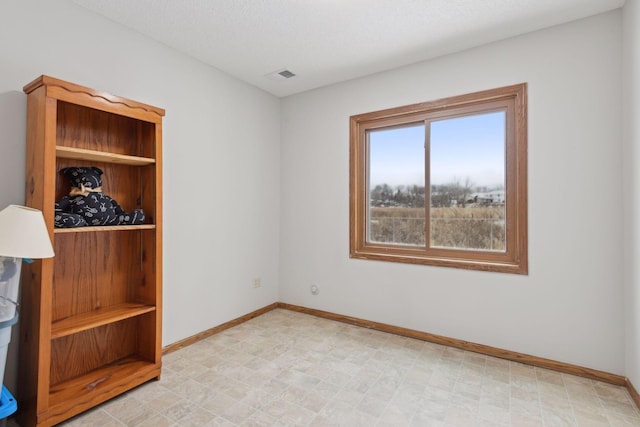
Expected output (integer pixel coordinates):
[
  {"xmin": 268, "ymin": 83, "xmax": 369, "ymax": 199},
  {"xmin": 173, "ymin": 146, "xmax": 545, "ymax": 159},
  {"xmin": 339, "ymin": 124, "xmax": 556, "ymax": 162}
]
[{"xmin": 460, "ymin": 177, "xmax": 475, "ymax": 207}]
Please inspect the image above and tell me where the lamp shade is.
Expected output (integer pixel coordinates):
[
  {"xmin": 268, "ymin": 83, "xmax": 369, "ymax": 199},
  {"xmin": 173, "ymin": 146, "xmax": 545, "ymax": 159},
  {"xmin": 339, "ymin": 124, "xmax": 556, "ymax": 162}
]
[{"xmin": 0, "ymin": 205, "xmax": 54, "ymax": 259}]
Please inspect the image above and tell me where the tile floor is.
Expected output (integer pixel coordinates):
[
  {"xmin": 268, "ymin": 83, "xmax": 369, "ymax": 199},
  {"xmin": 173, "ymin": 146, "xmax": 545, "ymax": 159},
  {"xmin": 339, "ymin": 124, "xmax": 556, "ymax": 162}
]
[{"xmin": 13, "ymin": 309, "xmax": 640, "ymax": 426}]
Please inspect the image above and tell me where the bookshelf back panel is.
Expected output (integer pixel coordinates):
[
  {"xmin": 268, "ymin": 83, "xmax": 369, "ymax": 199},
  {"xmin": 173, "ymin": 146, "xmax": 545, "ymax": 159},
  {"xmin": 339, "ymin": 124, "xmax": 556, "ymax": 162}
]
[
  {"xmin": 50, "ymin": 318, "xmax": 140, "ymax": 385},
  {"xmin": 56, "ymin": 101, "xmax": 155, "ymax": 157},
  {"xmin": 53, "ymin": 231, "xmax": 143, "ymax": 321},
  {"xmin": 54, "ymin": 160, "xmax": 154, "ymax": 223}
]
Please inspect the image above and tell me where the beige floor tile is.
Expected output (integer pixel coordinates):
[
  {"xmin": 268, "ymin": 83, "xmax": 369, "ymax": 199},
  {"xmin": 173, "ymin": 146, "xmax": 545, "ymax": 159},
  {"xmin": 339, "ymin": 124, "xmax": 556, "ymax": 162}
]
[
  {"xmin": 602, "ymin": 397, "xmax": 640, "ymax": 420},
  {"xmin": 59, "ymin": 408, "xmax": 124, "ymax": 426},
  {"xmin": 609, "ymin": 413, "xmax": 640, "ymax": 426},
  {"xmin": 509, "ymin": 413, "xmax": 544, "ymax": 427},
  {"xmin": 541, "ymin": 406, "xmax": 578, "ymax": 426},
  {"xmin": 27, "ymin": 309, "xmax": 640, "ymax": 427}
]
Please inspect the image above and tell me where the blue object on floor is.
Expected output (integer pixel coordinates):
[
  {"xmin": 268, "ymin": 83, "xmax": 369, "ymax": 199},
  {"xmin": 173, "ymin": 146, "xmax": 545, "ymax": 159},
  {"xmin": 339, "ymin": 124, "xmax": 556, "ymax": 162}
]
[{"xmin": 0, "ymin": 385, "xmax": 16, "ymax": 419}]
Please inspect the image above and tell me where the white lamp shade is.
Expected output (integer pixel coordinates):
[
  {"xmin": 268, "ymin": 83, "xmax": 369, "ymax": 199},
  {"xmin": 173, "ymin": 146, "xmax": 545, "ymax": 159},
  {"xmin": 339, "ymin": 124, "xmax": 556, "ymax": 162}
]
[{"xmin": 0, "ymin": 205, "xmax": 54, "ymax": 259}]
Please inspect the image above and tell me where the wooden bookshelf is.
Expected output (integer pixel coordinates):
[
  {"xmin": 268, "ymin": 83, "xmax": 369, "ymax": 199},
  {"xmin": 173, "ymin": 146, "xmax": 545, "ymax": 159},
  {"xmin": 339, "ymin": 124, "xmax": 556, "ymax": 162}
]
[
  {"xmin": 51, "ymin": 303, "xmax": 156, "ymax": 339},
  {"xmin": 56, "ymin": 146, "xmax": 156, "ymax": 166},
  {"xmin": 19, "ymin": 75, "xmax": 164, "ymax": 427},
  {"xmin": 46, "ymin": 357, "xmax": 159, "ymax": 427},
  {"xmin": 53, "ymin": 224, "xmax": 156, "ymax": 234}
]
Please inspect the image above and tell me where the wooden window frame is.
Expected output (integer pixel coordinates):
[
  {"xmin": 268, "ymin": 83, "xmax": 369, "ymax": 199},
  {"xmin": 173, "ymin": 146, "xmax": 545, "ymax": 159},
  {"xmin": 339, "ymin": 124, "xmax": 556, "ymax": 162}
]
[{"xmin": 349, "ymin": 83, "xmax": 528, "ymax": 274}]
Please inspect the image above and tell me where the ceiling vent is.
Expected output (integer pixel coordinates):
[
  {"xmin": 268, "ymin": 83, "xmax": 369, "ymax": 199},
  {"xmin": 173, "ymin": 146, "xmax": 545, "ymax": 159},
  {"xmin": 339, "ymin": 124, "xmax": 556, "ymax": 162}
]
[{"xmin": 266, "ymin": 68, "xmax": 297, "ymax": 81}]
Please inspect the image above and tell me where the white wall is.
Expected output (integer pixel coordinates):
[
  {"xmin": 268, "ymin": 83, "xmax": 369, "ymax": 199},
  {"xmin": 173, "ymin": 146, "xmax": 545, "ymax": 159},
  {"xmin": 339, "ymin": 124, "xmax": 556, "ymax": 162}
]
[
  {"xmin": 0, "ymin": 0, "xmax": 633, "ymax": 397},
  {"xmin": 0, "ymin": 0, "xmax": 281, "ymax": 391},
  {"xmin": 623, "ymin": 0, "xmax": 640, "ymax": 388},
  {"xmin": 280, "ymin": 11, "xmax": 625, "ymax": 374}
]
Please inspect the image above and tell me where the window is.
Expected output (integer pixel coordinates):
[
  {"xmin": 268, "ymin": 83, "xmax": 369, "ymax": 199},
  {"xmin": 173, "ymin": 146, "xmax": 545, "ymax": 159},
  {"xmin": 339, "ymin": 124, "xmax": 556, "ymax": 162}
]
[{"xmin": 350, "ymin": 83, "xmax": 527, "ymax": 274}]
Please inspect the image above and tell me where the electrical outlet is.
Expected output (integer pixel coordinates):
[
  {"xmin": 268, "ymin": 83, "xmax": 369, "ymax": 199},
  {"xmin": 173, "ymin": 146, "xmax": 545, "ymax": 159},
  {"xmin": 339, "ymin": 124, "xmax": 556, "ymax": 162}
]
[{"xmin": 252, "ymin": 277, "xmax": 262, "ymax": 288}]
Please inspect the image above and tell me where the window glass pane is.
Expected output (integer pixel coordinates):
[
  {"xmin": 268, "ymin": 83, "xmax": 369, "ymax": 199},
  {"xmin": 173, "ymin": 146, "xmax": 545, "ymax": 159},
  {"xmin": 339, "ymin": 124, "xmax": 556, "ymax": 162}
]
[
  {"xmin": 429, "ymin": 111, "xmax": 506, "ymax": 251},
  {"xmin": 367, "ymin": 124, "xmax": 425, "ymax": 246}
]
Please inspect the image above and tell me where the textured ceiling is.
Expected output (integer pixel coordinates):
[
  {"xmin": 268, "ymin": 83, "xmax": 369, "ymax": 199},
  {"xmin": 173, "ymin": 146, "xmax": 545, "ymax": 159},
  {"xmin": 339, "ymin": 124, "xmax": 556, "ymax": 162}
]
[{"xmin": 72, "ymin": 0, "xmax": 624, "ymax": 97}]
